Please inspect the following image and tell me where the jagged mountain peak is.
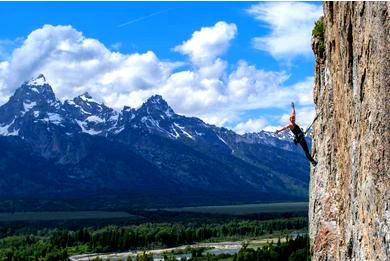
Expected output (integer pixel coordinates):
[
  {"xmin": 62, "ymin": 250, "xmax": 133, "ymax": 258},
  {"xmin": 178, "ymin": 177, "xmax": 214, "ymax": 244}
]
[
  {"xmin": 139, "ymin": 95, "xmax": 175, "ymax": 117},
  {"xmin": 78, "ymin": 92, "xmax": 93, "ymax": 101},
  {"xmin": 2, "ymin": 75, "xmax": 59, "ymax": 118},
  {"xmin": 17, "ymin": 74, "xmax": 56, "ymax": 102},
  {"xmin": 26, "ymin": 74, "xmax": 47, "ymax": 86},
  {"xmin": 0, "ymin": 75, "xmax": 310, "ymax": 205},
  {"xmin": 67, "ymin": 92, "xmax": 113, "ymax": 116},
  {"xmin": 1, "ymin": 76, "xmax": 304, "ymax": 147},
  {"xmin": 0, "ymin": 75, "xmax": 63, "ymax": 137},
  {"xmin": 123, "ymin": 106, "xmax": 135, "ymax": 112},
  {"xmin": 73, "ymin": 92, "xmax": 100, "ymax": 105},
  {"xmin": 146, "ymin": 94, "xmax": 165, "ymax": 104},
  {"xmin": 62, "ymin": 92, "xmax": 118, "ymax": 136},
  {"xmin": 121, "ymin": 106, "xmax": 136, "ymax": 118}
]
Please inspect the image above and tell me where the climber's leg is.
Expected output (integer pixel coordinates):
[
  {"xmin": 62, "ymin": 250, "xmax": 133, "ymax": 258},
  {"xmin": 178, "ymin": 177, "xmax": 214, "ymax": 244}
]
[{"xmin": 299, "ymin": 138, "xmax": 317, "ymax": 166}]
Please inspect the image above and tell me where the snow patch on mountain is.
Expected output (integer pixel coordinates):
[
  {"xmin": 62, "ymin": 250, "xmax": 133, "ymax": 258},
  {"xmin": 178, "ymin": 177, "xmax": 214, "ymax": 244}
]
[
  {"xmin": 76, "ymin": 120, "xmax": 101, "ymax": 135},
  {"xmin": 109, "ymin": 114, "xmax": 119, "ymax": 122},
  {"xmin": 41, "ymin": 113, "xmax": 63, "ymax": 125},
  {"xmin": 165, "ymin": 108, "xmax": 174, "ymax": 117},
  {"xmin": 66, "ymin": 100, "xmax": 76, "ymax": 106},
  {"xmin": 0, "ymin": 120, "xmax": 18, "ymax": 136},
  {"xmin": 86, "ymin": 115, "xmax": 105, "ymax": 123},
  {"xmin": 174, "ymin": 123, "xmax": 195, "ymax": 140},
  {"xmin": 30, "ymin": 87, "xmax": 40, "ymax": 93},
  {"xmin": 141, "ymin": 116, "xmax": 175, "ymax": 138},
  {"xmin": 49, "ymin": 100, "xmax": 61, "ymax": 109},
  {"xmin": 195, "ymin": 131, "xmax": 205, "ymax": 136},
  {"xmin": 7, "ymin": 128, "xmax": 19, "ymax": 136},
  {"xmin": 113, "ymin": 126, "xmax": 124, "ymax": 134},
  {"xmin": 217, "ymin": 135, "xmax": 228, "ymax": 145},
  {"xmin": 79, "ymin": 93, "xmax": 97, "ymax": 104},
  {"xmin": 170, "ymin": 125, "xmax": 180, "ymax": 139}
]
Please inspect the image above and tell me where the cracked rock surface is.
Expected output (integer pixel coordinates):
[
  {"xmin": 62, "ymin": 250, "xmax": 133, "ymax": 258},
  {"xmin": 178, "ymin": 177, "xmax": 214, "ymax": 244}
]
[{"xmin": 310, "ymin": 2, "xmax": 389, "ymax": 261}]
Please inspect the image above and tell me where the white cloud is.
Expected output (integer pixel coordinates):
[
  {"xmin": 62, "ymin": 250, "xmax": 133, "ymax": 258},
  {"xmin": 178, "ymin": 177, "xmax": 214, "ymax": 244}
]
[
  {"xmin": 174, "ymin": 21, "xmax": 237, "ymax": 67},
  {"xmin": 227, "ymin": 61, "xmax": 290, "ymax": 109},
  {"xmin": 0, "ymin": 23, "xmax": 315, "ymax": 133},
  {"xmin": 247, "ymin": 2, "xmax": 322, "ymax": 61},
  {"xmin": 290, "ymin": 76, "xmax": 314, "ymax": 106},
  {"xmin": 0, "ymin": 25, "xmax": 177, "ymax": 108},
  {"xmin": 156, "ymin": 60, "xmax": 296, "ymax": 127},
  {"xmin": 263, "ymin": 125, "xmax": 282, "ymax": 133},
  {"xmin": 233, "ymin": 118, "xmax": 268, "ymax": 134}
]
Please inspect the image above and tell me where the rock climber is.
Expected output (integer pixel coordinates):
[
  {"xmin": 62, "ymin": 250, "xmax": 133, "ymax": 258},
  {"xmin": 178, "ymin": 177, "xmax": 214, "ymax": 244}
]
[{"xmin": 275, "ymin": 102, "xmax": 318, "ymax": 166}]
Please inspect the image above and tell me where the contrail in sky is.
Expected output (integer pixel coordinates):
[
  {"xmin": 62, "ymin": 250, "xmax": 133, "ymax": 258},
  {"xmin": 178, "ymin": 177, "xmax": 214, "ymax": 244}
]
[{"xmin": 118, "ymin": 9, "xmax": 173, "ymax": 28}]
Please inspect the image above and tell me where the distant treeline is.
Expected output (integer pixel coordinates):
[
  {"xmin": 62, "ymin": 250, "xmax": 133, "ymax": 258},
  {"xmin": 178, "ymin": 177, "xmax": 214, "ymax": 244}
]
[
  {"xmin": 0, "ymin": 217, "xmax": 307, "ymax": 260},
  {"xmin": 0, "ymin": 209, "xmax": 308, "ymax": 232}
]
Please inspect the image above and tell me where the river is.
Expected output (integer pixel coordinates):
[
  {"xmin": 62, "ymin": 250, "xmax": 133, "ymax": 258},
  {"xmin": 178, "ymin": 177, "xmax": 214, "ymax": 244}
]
[
  {"xmin": 69, "ymin": 237, "xmax": 288, "ymax": 261},
  {"xmin": 69, "ymin": 231, "xmax": 308, "ymax": 261}
]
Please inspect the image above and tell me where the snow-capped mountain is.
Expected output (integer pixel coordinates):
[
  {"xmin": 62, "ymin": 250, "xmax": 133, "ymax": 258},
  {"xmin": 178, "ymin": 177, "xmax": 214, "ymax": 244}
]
[
  {"xmin": 0, "ymin": 74, "xmax": 63, "ymax": 136},
  {"xmin": 123, "ymin": 95, "xmax": 225, "ymax": 145},
  {"xmin": 0, "ymin": 75, "xmax": 312, "ymax": 208},
  {"xmin": 0, "ymin": 75, "xmax": 306, "ymax": 151},
  {"xmin": 126, "ymin": 95, "xmax": 181, "ymax": 138},
  {"xmin": 63, "ymin": 92, "xmax": 118, "ymax": 136}
]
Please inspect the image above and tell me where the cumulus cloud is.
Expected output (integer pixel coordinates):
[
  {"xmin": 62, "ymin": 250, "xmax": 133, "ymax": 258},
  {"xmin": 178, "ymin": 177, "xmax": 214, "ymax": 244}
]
[
  {"xmin": 0, "ymin": 25, "xmax": 177, "ymax": 108},
  {"xmin": 227, "ymin": 61, "xmax": 290, "ymax": 109},
  {"xmin": 174, "ymin": 21, "xmax": 237, "ymax": 67},
  {"xmin": 290, "ymin": 76, "xmax": 315, "ymax": 106},
  {"xmin": 0, "ymin": 22, "xmax": 315, "ymax": 132},
  {"xmin": 157, "ymin": 60, "xmax": 296, "ymax": 127},
  {"xmin": 247, "ymin": 2, "xmax": 322, "ymax": 61},
  {"xmin": 233, "ymin": 118, "xmax": 268, "ymax": 134},
  {"xmin": 263, "ymin": 125, "xmax": 282, "ymax": 133},
  {"xmin": 229, "ymin": 75, "xmax": 315, "ymax": 133}
]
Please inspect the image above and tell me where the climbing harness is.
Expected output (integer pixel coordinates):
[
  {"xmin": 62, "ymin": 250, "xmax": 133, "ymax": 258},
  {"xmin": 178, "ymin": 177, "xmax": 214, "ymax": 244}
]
[{"xmin": 293, "ymin": 132, "xmax": 305, "ymax": 145}]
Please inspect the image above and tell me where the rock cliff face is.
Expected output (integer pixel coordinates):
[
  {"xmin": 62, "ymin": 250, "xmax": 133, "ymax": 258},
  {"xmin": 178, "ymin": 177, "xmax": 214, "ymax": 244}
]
[{"xmin": 310, "ymin": 2, "xmax": 389, "ymax": 261}]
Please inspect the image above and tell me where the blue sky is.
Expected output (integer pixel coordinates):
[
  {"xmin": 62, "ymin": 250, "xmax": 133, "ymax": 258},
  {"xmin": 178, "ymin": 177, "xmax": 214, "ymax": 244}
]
[{"xmin": 0, "ymin": 1, "xmax": 323, "ymax": 133}]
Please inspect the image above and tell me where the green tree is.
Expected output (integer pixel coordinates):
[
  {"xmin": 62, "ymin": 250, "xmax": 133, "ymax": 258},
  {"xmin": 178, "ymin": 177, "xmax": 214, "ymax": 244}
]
[
  {"xmin": 136, "ymin": 252, "xmax": 153, "ymax": 261},
  {"xmin": 289, "ymin": 248, "xmax": 308, "ymax": 261}
]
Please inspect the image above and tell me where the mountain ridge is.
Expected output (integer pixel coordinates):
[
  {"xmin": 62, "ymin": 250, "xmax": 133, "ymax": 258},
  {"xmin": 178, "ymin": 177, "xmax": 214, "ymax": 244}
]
[{"xmin": 0, "ymin": 75, "xmax": 311, "ymax": 209}]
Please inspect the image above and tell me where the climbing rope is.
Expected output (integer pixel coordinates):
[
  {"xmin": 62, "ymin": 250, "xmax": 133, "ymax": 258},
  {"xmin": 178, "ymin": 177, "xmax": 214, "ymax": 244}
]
[{"xmin": 304, "ymin": 113, "xmax": 320, "ymax": 135}]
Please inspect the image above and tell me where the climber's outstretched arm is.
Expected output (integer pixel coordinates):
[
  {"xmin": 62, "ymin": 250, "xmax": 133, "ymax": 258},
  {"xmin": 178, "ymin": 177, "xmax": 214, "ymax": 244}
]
[
  {"xmin": 291, "ymin": 102, "xmax": 296, "ymax": 118},
  {"xmin": 275, "ymin": 123, "xmax": 293, "ymax": 134}
]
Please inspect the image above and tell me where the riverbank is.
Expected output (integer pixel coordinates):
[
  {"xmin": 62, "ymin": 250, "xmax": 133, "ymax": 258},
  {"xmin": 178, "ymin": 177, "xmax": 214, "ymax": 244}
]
[{"xmin": 69, "ymin": 236, "xmax": 293, "ymax": 261}]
